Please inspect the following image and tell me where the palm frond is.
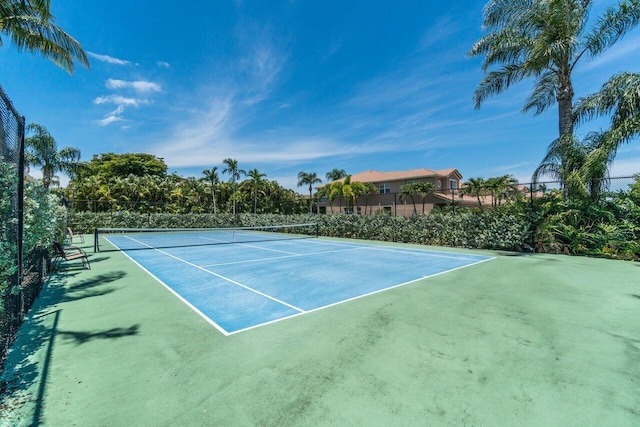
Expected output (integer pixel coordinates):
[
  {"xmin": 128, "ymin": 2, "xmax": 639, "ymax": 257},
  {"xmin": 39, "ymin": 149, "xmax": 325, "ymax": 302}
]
[
  {"xmin": 583, "ymin": 0, "xmax": 640, "ymax": 58},
  {"xmin": 473, "ymin": 64, "xmax": 537, "ymax": 109},
  {"xmin": 523, "ymin": 70, "xmax": 558, "ymax": 115},
  {"xmin": 574, "ymin": 72, "xmax": 640, "ymax": 126},
  {"xmin": 0, "ymin": 0, "xmax": 89, "ymax": 72}
]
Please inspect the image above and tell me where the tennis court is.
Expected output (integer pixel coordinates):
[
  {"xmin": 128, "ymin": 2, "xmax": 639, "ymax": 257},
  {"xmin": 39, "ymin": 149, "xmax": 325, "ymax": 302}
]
[
  {"xmin": 100, "ymin": 226, "xmax": 493, "ymax": 334},
  {"xmin": 2, "ymin": 234, "xmax": 639, "ymax": 426}
]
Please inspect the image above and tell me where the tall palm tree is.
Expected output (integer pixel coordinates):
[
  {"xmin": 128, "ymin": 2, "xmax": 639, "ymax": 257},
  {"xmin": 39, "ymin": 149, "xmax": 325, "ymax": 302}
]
[
  {"xmin": 0, "ymin": 0, "xmax": 90, "ymax": 73},
  {"xmin": 326, "ymin": 168, "xmax": 347, "ymax": 182},
  {"xmin": 297, "ymin": 171, "xmax": 322, "ymax": 214},
  {"xmin": 246, "ymin": 168, "xmax": 266, "ymax": 214},
  {"xmin": 24, "ymin": 123, "xmax": 80, "ymax": 189},
  {"xmin": 201, "ymin": 166, "xmax": 219, "ymax": 214},
  {"xmin": 470, "ymin": 0, "xmax": 640, "ymax": 179},
  {"xmin": 222, "ymin": 158, "xmax": 245, "ymax": 214}
]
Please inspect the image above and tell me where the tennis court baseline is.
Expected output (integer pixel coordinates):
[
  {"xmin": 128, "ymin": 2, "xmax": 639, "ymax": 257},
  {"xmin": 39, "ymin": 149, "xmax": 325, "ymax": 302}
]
[{"xmin": 103, "ymin": 231, "xmax": 493, "ymax": 335}]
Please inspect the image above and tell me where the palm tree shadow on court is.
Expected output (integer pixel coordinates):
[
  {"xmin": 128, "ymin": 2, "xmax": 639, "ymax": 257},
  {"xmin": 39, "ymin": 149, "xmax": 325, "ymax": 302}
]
[{"xmin": 58, "ymin": 325, "xmax": 139, "ymax": 345}]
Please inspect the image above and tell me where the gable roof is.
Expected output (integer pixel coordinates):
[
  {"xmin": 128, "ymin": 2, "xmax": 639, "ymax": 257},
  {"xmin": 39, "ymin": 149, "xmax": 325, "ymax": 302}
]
[{"xmin": 328, "ymin": 168, "xmax": 462, "ymax": 185}]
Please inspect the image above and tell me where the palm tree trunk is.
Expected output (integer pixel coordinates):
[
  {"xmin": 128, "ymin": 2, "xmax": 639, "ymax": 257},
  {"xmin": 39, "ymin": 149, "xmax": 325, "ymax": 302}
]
[
  {"xmin": 254, "ymin": 186, "xmax": 258, "ymax": 214},
  {"xmin": 558, "ymin": 74, "xmax": 574, "ymax": 194}
]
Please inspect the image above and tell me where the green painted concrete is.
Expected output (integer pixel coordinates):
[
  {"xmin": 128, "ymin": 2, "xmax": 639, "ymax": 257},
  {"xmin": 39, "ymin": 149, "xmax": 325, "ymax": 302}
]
[{"xmin": 1, "ymin": 237, "xmax": 639, "ymax": 426}]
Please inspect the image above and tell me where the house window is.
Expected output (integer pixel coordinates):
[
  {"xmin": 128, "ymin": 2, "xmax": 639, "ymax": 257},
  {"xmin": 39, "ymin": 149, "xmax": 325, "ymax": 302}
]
[
  {"xmin": 449, "ymin": 179, "xmax": 458, "ymax": 190},
  {"xmin": 379, "ymin": 183, "xmax": 391, "ymax": 194}
]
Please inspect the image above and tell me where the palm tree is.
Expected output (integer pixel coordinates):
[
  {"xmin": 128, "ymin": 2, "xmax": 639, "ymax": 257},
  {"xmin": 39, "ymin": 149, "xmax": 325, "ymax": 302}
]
[
  {"xmin": 0, "ymin": 0, "xmax": 89, "ymax": 73},
  {"xmin": 201, "ymin": 167, "xmax": 219, "ymax": 214},
  {"xmin": 469, "ymin": 0, "xmax": 640, "ymax": 181},
  {"xmin": 326, "ymin": 168, "xmax": 347, "ymax": 182},
  {"xmin": 222, "ymin": 158, "xmax": 245, "ymax": 214},
  {"xmin": 416, "ymin": 182, "xmax": 435, "ymax": 214},
  {"xmin": 399, "ymin": 183, "xmax": 420, "ymax": 215},
  {"xmin": 330, "ymin": 175, "xmax": 360, "ymax": 214},
  {"xmin": 461, "ymin": 177, "xmax": 488, "ymax": 209},
  {"xmin": 246, "ymin": 168, "xmax": 266, "ymax": 214},
  {"xmin": 485, "ymin": 175, "xmax": 519, "ymax": 207},
  {"xmin": 350, "ymin": 180, "xmax": 368, "ymax": 214},
  {"xmin": 533, "ymin": 133, "xmax": 614, "ymax": 201},
  {"xmin": 297, "ymin": 171, "xmax": 322, "ymax": 214},
  {"xmin": 24, "ymin": 123, "xmax": 80, "ymax": 189},
  {"xmin": 361, "ymin": 182, "xmax": 377, "ymax": 215}
]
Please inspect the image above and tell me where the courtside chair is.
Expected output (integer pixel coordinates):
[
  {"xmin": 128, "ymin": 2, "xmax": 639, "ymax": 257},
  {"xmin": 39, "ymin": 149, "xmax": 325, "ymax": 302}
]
[
  {"xmin": 65, "ymin": 227, "xmax": 85, "ymax": 244},
  {"xmin": 52, "ymin": 241, "xmax": 91, "ymax": 270}
]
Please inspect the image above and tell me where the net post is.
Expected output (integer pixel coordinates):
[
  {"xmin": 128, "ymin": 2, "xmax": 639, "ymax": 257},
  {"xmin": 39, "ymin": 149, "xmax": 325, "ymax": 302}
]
[{"xmin": 94, "ymin": 228, "xmax": 99, "ymax": 252}]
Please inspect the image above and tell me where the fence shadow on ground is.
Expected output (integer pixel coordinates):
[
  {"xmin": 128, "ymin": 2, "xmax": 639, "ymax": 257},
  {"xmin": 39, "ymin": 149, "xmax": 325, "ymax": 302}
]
[{"xmin": 0, "ymin": 270, "xmax": 137, "ymax": 426}]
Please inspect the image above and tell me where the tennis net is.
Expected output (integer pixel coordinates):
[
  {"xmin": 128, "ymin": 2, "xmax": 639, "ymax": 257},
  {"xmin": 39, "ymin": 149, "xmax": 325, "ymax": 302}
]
[{"xmin": 94, "ymin": 223, "xmax": 319, "ymax": 252}]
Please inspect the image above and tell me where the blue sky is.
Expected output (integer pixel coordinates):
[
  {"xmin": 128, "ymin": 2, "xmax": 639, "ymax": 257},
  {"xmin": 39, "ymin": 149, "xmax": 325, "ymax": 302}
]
[{"xmin": 1, "ymin": 0, "xmax": 639, "ymax": 191}]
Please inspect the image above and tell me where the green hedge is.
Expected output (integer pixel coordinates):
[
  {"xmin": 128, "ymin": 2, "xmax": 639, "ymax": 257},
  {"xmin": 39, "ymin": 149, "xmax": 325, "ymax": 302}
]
[{"xmin": 70, "ymin": 211, "xmax": 532, "ymax": 252}]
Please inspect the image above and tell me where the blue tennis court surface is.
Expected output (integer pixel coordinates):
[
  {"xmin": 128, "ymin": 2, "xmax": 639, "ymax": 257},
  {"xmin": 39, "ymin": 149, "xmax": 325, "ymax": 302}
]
[{"xmin": 105, "ymin": 235, "xmax": 493, "ymax": 335}]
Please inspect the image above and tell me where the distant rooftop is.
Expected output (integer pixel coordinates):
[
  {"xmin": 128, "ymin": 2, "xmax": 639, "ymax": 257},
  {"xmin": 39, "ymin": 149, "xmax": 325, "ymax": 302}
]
[{"xmin": 326, "ymin": 168, "xmax": 462, "ymax": 184}]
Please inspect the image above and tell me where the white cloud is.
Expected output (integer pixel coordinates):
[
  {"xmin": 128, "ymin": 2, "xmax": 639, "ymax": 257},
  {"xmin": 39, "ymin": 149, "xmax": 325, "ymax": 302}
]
[
  {"xmin": 96, "ymin": 106, "xmax": 126, "ymax": 126},
  {"xmin": 157, "ymin": 61, "xmax": 171, "ymax": 68},
  {"xmin": 94, "ymin": 95, "xmax": 149, "ymax": 107},
  {"xmin": 235, "ymin": 22, "xmax": 287, "ymax": 105},
  {"xmin": 87, "ymin": 51, "xmax": 132, "ymax": 66},
  {"xmin": 106, "ymin": 79, "xmax": 162, "ymax": 94}
]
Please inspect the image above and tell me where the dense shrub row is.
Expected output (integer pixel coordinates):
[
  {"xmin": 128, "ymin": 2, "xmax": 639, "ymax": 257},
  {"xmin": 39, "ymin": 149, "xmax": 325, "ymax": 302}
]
[
  {"xmin": 70, "ymin": 210, "xmax": 532, "ymax": 252},
  {"xmin": 532, "ymin": 193, "xmax": 640, "ymax": 260},
  {"xmin": 69, "ymin": 189, "xmax": 640, "ymax": 261}
]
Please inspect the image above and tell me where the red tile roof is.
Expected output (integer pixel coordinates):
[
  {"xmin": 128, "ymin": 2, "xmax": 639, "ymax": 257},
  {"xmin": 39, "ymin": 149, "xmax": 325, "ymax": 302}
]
[{"xmin": 328, "ymin": 168, "xmax": 462, "ymax": 184}]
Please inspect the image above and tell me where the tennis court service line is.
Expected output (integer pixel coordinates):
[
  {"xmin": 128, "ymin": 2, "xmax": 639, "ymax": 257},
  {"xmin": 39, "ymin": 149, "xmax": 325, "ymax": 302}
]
[
  {"xmin": 201, "ymin": 245, "xmax": 362, "ymax": 268},
  {"xmin": 299, "ymin": 238, "xmax": 487, "ymax": 261},
  {"xmin": 120, "ymin": 235, "xmax": 306, "ymax": 314}
]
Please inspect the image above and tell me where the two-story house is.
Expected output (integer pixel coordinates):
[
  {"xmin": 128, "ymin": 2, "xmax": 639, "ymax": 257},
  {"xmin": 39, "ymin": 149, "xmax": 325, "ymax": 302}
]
[{"xmin": 318, "ymin": 168, "xmax": 465, "ymax": 216}]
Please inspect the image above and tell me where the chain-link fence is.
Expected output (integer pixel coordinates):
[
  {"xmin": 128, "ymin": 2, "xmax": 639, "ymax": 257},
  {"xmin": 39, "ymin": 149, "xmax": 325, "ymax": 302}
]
[
  {"xmin": 523, "ymin": 175, "xmax": 637, "ymax": 199},
  {"xmin": 0, "ymin": 84, "xmax": 29, "ymax": 370}
]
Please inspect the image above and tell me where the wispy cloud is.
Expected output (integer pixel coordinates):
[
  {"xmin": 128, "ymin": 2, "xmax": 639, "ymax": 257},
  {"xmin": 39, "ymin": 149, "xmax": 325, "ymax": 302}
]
[
  {"xmin": 157, "ymin": 61, "xmax": 171, "ymax": 68},
  {"xmin": 106, "ymin": 79, "xmax": 162, "ymax": 94},
  {"xmin": 94, "ymin": 95, "xmax": 149, "ymax": 107},
  {"xmin": 87, "ymin": 52, "xmax": 132, "ymax": 66},
  {"xmin": 235, "ymin": 22, "xmax": 288, "ymax": 105},
  {"xmin": 96, "ymin": 105, "xmax": 126, "ymax": 126}
]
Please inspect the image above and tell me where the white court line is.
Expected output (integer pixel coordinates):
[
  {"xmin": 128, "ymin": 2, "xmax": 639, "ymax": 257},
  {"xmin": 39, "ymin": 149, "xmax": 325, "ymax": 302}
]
[
  {"xmin": 231, "ymin": 242, "xmax": 300, "ymax": 256},
  {"xmin": 294, "ymin": 238, "xmax": 488, "ymax": 261},
  {"xmin": 105, "ymin": 237, "xmax": 231, "ymax": 336},
  {"xmin": 226, "ymin": 256, "xmax": 496, "ymax": 335},
  {"xmin": 120, "ymin": 235, "xmax": 306, "ymax": 314},
  {"xmin": 201, "ymin": 246, "xmax": 362, "ymax": 268},
  {"xmin": 106, "ymin": 234, "xmax": 495, "ymax": 336}
]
